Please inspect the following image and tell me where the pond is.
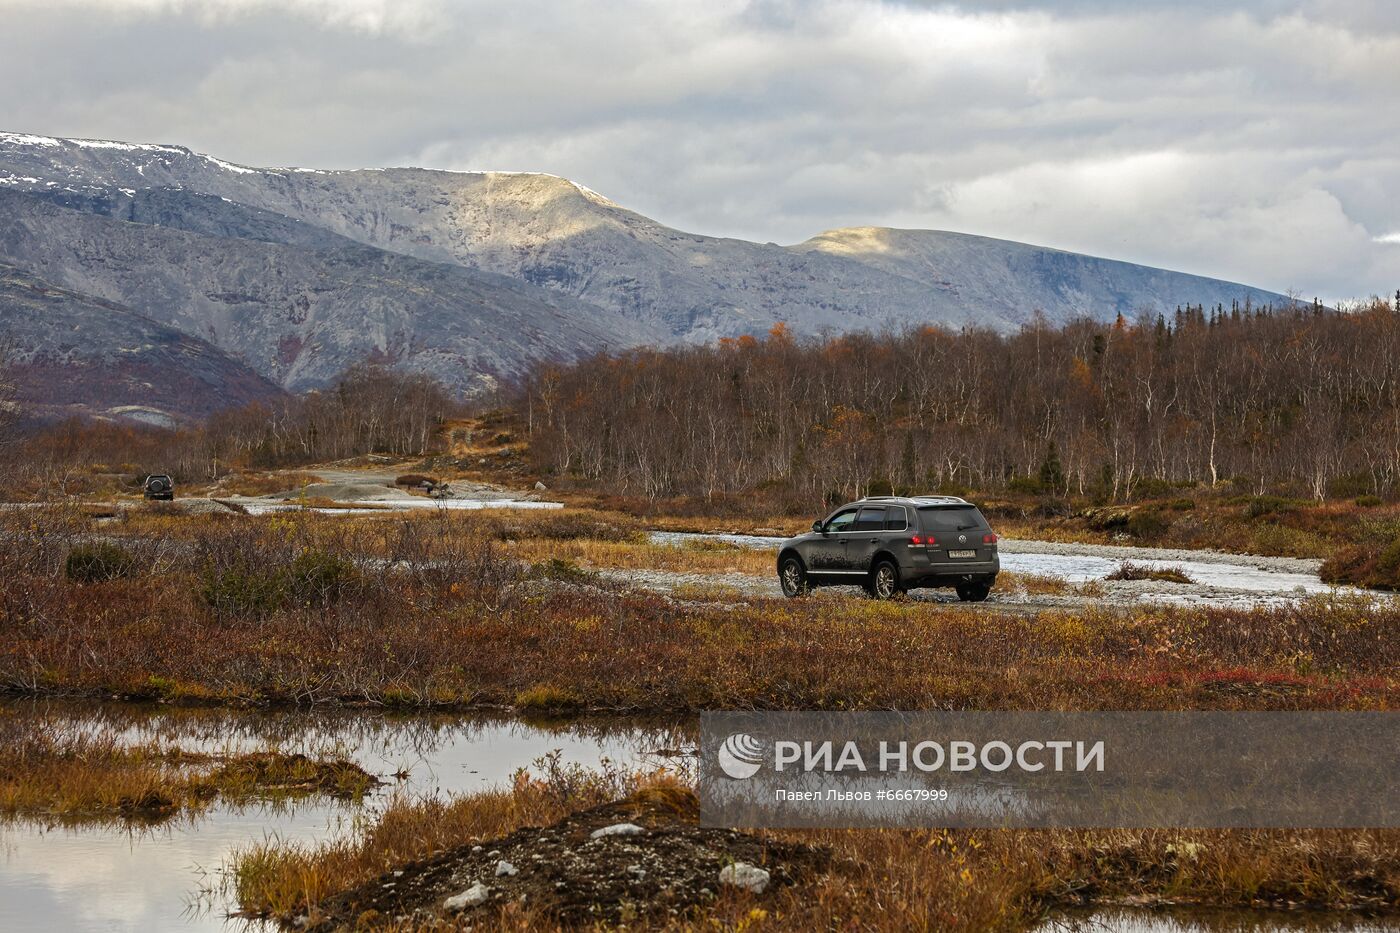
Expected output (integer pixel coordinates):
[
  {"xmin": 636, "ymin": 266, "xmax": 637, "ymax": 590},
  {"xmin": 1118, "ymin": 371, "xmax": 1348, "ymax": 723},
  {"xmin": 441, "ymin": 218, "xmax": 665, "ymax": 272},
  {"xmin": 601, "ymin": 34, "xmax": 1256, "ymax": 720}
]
[{"xmin": 0, "ymin": 701, "xmax": 689, "ymax": 933}]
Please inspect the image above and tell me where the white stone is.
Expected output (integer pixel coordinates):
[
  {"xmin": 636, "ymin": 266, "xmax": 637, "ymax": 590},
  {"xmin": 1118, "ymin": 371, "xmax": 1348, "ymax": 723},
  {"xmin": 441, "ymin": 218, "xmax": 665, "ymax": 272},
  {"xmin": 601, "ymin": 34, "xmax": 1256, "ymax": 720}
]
[
  {"xmin": 589, "ymin": 822, "xmax": 646, "ymax": 839},
  {"xmin": 443, "ymin": 882, "xmax": 491, "ymax": 910},
  {"xmin": 718, "ymin": 862, "xmax": 770, "ymax": 894},
  {"xmin": 495, "ymin": 860, "xmax": 519, "ymax": 877}
]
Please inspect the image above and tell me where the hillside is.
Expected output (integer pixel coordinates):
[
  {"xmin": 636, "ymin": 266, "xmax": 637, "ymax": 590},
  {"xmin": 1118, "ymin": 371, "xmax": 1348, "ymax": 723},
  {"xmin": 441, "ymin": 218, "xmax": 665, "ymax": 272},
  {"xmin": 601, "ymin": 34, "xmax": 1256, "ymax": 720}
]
[
  {"xmin": 0, "ymin": 131, "xmax": 1299, "ymax": 416},
  {"xmin": 0, "ymin": 262, "xmax": 284, "ymax": 425},
  {"xmin": 0, "ymin": 188, "xmax": 657, "ymax": 395}
]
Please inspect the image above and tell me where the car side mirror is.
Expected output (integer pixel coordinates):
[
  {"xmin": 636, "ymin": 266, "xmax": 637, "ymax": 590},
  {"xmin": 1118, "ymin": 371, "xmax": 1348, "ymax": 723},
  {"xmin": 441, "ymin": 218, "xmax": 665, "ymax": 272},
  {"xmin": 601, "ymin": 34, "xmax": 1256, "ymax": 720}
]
[{"xmin": 812, "ymin": 520, "xmax": 825, "ymax": 534}]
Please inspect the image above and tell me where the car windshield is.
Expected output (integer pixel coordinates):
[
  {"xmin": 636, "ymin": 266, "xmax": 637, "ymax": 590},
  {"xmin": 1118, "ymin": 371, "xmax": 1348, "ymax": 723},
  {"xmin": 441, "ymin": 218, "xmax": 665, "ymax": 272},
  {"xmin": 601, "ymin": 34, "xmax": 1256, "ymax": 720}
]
[{"xmin": 917, "ymin": 506, "xmax": 987, "ymax": 533}]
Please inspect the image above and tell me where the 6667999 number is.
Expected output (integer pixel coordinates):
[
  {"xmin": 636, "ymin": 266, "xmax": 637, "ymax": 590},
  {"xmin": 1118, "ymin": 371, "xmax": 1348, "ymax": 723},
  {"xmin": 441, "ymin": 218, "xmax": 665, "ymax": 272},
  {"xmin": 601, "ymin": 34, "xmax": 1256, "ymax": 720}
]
[{"xmin": 876, "ymin": 789, "xmax": 949, "ymax": 802}]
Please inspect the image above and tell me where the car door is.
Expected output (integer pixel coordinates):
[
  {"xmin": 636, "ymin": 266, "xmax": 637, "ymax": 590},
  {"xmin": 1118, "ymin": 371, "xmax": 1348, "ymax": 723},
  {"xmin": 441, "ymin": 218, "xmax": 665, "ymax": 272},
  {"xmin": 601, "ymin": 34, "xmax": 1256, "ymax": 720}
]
[
  {"xmin": 807, "ymin": 508, "xmax": 856, "ymax": 573},
  {"xmin": 843, "ymin": 506, "xmax": 887, "ymax": 571}
]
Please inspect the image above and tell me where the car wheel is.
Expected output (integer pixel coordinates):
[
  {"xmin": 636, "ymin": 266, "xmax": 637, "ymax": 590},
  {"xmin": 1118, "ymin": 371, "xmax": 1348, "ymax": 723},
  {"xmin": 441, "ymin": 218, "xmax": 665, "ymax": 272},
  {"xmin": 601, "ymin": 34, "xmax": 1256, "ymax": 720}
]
[
  {"xmin": 956, "ymin": 583, "xmax": 991, "ymax": 602},
  {"xmin": 868, "ymin": 559, "xmax": 900, "ymax": 600},
  {"xmin": 779, "ymin": 556, "xmax": 809, "ymax": 598}
]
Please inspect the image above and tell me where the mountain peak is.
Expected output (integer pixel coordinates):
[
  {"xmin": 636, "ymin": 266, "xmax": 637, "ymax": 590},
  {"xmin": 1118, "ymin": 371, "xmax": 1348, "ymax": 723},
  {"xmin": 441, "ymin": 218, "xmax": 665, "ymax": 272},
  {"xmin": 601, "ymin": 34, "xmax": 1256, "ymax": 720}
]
[{"xmin": 0, "ymin": 130, "xmax": 1300, "ymax": 418}]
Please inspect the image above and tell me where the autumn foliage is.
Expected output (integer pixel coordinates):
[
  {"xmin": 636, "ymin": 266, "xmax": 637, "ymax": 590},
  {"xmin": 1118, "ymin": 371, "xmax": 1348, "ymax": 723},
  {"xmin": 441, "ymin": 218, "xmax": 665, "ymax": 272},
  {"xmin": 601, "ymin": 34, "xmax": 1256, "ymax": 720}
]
[{"xmin": 522, "ymin": 300, "xmax": 1400, "ymax": 504}]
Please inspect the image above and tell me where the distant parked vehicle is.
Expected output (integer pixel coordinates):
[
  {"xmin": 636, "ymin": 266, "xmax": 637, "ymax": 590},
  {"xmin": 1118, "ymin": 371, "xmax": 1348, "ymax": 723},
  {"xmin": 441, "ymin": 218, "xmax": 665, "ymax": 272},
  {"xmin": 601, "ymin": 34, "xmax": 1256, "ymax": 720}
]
[
  {"xmin": 142, "ymin": 474, "xmax": 175, "ymax": 501},
  {"xmin": 777, "ymin": 496, "xmax": 999, "ymax": 601}
]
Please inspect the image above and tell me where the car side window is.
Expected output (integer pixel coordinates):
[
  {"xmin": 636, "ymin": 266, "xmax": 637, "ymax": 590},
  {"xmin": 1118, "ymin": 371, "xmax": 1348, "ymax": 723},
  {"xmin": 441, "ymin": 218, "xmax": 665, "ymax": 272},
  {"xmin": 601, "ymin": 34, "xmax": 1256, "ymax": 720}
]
[
  {"xmin": 883, "ymin": 506, "xmax": 908, "ymax": 531},
  {"xmin": 824, "ymin": 509, "xmax": 857, "ymax": 532},
  {"xmin": 852, "ymin": 506, "xmax": 886, "ymax": 532}
]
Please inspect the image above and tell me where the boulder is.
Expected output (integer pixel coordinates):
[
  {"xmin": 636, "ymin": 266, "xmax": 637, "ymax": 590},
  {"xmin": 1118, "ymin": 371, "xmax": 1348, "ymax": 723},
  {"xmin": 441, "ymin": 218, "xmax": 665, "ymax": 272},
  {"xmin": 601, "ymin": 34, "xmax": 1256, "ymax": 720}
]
[
  {"xmin": 589, "ymin": 822, "xmax": 645, "ymax": 839},
  {"xmin": 443, "ymin": 882, "xmax": 490, "ymax": 911},
  {"xmin": 718, "ymin": 862, "xmax": 770, "ymax": 894}
]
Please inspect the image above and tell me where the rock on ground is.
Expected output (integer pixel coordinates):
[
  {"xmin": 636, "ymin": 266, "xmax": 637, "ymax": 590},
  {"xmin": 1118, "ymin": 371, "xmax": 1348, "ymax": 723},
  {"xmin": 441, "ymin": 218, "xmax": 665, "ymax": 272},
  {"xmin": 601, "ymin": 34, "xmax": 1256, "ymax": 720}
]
[
  {"xmin": 718, "ymin": 862, "xmax": 770, "ymax": 893},
  {"xmin": 442, "ymin": 882, "xmax": 490, "ymax": 911},
  {"xmin": 296, "ymin": 795, "xmax": 826, "ymax": 929}
]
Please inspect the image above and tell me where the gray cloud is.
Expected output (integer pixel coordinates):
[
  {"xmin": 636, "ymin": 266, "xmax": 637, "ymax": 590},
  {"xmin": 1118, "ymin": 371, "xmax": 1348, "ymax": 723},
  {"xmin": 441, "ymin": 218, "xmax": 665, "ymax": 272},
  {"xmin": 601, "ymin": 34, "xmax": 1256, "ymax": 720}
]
[{"xmin": 0, "ymin": 0, "xmax": 1397, "ymax": 301}]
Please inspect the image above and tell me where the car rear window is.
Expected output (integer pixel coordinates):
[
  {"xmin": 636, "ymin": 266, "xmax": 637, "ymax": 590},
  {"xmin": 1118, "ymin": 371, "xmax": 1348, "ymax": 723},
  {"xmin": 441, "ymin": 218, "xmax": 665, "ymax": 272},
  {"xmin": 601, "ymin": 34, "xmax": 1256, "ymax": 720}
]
[
  {"xmin": 884, "ymin": 506, "xmax": 909, "ymax": 531},
  {"xmin": 917, "ymin": 506, "xmax": 989, "ymax": 533}
]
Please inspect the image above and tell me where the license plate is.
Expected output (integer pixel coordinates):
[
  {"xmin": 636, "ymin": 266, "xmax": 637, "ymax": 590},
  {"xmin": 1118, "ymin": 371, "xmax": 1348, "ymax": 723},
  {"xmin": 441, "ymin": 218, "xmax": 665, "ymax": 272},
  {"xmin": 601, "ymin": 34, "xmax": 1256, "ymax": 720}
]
[{"xmin": 948, "ymin": 549, "xmax": 977, "ymax": 559}]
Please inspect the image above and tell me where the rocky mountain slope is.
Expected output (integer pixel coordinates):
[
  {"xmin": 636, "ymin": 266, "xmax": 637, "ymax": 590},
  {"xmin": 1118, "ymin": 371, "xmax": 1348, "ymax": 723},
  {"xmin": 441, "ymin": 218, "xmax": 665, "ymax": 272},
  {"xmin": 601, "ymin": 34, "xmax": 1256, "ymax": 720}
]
[
  {"xmin": 0, "ymin": 188, "xmax": 657, "ymax": 395},
  {"xmin": 0, "ymin": 262, "xmax": 284, "ymax": 425},
  {"xmin": 0, "ymin": 131, "xmax": 1297, "ymax": 418}
]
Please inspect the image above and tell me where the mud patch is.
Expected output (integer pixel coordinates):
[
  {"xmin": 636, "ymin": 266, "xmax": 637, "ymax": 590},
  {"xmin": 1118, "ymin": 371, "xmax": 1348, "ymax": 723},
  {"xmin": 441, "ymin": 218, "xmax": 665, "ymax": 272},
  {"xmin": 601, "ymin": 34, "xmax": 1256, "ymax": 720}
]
[{"xmin": 298, "ymin": 794, "xmax": 826, "ymax": 930}]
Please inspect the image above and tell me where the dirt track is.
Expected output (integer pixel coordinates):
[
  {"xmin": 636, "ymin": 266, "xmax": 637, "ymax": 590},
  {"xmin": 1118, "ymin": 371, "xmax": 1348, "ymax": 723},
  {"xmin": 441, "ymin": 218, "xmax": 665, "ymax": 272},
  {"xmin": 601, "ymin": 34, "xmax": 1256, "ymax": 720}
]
[{"xmin": 630, "ymin": 534, "xmax": 1378, "ymax": 611}]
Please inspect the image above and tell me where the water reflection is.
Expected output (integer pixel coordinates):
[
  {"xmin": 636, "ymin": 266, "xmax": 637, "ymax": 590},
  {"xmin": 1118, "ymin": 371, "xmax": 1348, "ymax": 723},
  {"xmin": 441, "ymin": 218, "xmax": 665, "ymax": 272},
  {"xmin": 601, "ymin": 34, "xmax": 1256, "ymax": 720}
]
[{"xmin": 0, "ymin": 699, "xmax": 692, "ymax": 933}]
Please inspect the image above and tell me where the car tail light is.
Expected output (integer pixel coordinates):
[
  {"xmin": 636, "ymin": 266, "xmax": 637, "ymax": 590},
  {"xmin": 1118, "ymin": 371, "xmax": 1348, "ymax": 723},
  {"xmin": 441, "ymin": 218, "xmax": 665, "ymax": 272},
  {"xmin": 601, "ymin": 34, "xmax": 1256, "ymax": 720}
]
[
  {"xmin": 909, "ymin": 535, "xmax": 937, "ymax": 546},
  {"xmin": 983, "ymin": 533, "xmax": 998, "ymax": 544}
]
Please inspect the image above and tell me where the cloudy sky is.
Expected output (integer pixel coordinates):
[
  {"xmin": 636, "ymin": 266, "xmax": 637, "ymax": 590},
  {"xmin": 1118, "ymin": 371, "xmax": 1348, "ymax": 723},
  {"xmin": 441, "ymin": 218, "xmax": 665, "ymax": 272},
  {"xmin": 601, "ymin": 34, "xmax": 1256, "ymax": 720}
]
[{"xmin": 1, "ymin": 0, "xmax": 1398, "ymax": 301}]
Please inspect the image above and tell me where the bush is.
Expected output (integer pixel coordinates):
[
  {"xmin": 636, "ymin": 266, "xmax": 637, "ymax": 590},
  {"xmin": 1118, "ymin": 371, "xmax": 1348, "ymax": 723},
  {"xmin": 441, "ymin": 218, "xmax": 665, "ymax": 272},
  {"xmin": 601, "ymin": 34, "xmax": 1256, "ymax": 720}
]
[
  {"xmin": 1244, "ymin": 495, "xmax": 1302, "ymax": 519},
  {"xmin": 1133, "ymin": 477, "xmax": 1174, "ymax": 499},
  {"xmin": 64, "ymin": 543, "xmax": 136, "ymax": 583},
  {"xmin": 1169, "ymin": 498, "xmax": 1196, "ymax": 511},
  {"xmin": 1006, "ymin": 476, "xmax": 1042, "ymax": 495},
  {"xmin": 284, "ymin": 549, "xmax": 362, "ymax": 605},
  {"xmin": 201, "ymin": 567, "xmax": 288, "ymax": 615},
  {"xmin": 1321, "ymin": 539, "xmax": 1400, "ymax": 591},
  {"xmin": 1126, "ymin": 509, "xmax": 1171, "ymax": 539},
  {"xmin": 200, "ymin": 548, "xmax": 362, "ymax": 614},
  {"xmin": 1105, "ymin": 561, "xmax": 1194, "ymax": 584},
  {"xmin": 1355, "ymin": 495, "xmax": 1384, "ymax": 508},
  {"xmin": 528, "ymin": 558, "xmax": 598, "ymax": 586},
  {"xmin": 1327, "ymin": 473, "xmax": 1373, "ymax": 499}
]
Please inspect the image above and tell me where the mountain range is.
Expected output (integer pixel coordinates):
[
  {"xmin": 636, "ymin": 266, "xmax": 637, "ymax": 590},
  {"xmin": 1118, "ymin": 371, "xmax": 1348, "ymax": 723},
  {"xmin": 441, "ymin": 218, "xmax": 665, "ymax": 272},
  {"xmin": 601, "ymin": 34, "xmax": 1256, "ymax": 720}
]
[{"xmin": 0, "ymin": 131, "xmax": 1295, "ymax": 425}]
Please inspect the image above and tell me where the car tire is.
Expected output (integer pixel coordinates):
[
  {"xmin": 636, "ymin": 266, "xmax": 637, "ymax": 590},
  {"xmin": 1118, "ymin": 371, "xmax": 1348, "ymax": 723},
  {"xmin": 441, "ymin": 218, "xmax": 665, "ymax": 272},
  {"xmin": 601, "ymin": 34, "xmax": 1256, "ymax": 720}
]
[
  {"xmin": 956, "ymin": 582, "xmax": 991, "ymax": 602},
  {"xmin": 779, "ymin": 555, "xmax": 809, "ymax": 598},
  {"xmin": 867, "ymin": 559, "xmax": 901, "ymax": 600}
]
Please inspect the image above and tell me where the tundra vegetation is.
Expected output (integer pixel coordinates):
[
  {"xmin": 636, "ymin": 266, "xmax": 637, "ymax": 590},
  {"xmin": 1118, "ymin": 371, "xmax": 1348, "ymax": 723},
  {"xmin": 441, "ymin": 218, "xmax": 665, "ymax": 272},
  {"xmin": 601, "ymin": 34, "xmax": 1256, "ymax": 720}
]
[
  {"xmin": 2, "ymin": 507, "xmax": 1395, "ymax": 712},
  {"xmin": 231, "ymin": 763, "xmax": 1399, "ymax": 931},
  {"xmin": 4, "ymin": 309, "xmax": 1400, "ymax": 925}
]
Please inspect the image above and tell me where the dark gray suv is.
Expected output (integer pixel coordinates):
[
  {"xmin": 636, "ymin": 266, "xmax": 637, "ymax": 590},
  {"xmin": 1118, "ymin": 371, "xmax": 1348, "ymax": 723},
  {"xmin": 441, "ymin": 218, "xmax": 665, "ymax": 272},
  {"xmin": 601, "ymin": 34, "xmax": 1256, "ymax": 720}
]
[{"xmin": 776, "ymin": 496, "xmax": 999, "ymax": 601}]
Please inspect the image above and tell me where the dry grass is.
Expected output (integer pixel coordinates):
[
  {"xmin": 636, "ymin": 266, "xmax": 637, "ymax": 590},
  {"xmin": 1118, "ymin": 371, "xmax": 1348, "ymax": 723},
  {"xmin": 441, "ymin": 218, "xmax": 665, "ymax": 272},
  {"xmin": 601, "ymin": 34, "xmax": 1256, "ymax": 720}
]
[
  {"xmin": 0, "ymin": 715, "xmax": 378, "ymax": 825},
  {"xmin": 997, "ymin": 570, "xmax": 1072, "ymax": 596},
  {"xmin": 2, "ymin": 506, "xmax": 1396, "ymax": 713},
  {"xmin": 231, "ymin": 769, "xmax": 1400, "ymax": 930},
  {"xmin": 233, "ymin": 752, "xmax": 647, "ymax": 919},
  {"xmin": 219, "ymin": 471, "xmax": 324, "ymax": 497},
  {"xmin": 1105, "ymin": 562, "xmax": 1196, "ymax": 585},
  {"xmin": 508, "ymin": 537, "xmax": 773, "ymax": 576}
]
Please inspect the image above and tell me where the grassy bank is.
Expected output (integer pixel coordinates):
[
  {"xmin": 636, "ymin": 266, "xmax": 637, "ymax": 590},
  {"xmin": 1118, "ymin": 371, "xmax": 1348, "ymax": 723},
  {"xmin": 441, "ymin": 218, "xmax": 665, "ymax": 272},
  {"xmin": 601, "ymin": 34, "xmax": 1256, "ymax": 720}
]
[
  {"xmin": 230, "ymin": 762, "xmax": 1400, "ymax": 931},
  {"xmin": 0, "ymin": 713, "xmax": 377, "ymax": 825}
]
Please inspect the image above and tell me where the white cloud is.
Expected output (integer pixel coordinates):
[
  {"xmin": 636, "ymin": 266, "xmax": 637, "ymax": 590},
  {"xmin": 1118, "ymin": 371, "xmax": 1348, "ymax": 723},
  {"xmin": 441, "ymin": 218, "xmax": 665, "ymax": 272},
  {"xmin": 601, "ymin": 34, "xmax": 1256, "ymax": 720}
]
[
  {"xmin": 0, "ymin": 0, "xmax": 446, "ymax": 35},
  {"xmin": 0, "ymin": 0, "xmax": 1397, "ymax": 299}
]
